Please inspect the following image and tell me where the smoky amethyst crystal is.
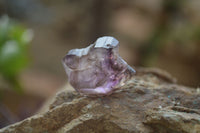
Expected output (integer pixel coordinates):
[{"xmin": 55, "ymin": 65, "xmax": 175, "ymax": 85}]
[{"xmin": 62, "ymin": 36, "xmax": 136, "ymax": 96}]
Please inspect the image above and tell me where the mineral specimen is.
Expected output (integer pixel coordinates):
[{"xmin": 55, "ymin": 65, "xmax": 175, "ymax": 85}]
[{"xmin": 62, "ymin": 36, "xmax": 136, "ymax": 96}]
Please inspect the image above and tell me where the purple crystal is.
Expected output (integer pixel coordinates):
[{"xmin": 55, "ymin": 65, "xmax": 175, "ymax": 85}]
[{"xmin": 62, "ymin": 36, "xmax": 136, "ymax": 96}]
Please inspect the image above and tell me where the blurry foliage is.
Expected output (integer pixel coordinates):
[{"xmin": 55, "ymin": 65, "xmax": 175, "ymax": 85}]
[
  {"xmin": 0, "ymin": 15, "xmax": 33, "ymax": 92},
  {"xmin": 141, "ymin": 0, "xmax": 200, "ymax": 66}
]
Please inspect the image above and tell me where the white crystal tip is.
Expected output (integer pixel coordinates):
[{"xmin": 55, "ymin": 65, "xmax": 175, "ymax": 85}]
[{"xmin": 94, "ymin": 36, "xmax": 119, "ymax": 49}]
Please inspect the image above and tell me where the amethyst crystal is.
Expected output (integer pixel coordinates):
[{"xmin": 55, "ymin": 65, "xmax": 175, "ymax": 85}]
[{"xmin": 62, "ymin": 36, "xmax": 136, "ymax": 96}]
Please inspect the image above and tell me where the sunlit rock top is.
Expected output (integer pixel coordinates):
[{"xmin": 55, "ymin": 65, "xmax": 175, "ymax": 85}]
[{"xmin": 62, "ymin": 36, "xmax": 136, "ymax": 96}]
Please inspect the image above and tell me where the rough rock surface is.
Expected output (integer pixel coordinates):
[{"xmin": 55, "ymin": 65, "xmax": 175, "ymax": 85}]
[{"xmin": 0, "ymin": 68, "xmax": 200, "ymax": 133}]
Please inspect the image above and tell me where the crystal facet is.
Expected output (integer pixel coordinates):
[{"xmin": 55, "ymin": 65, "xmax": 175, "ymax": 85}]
[{"xmin": 62, "ymin": 36, "xmax": 136, "ymax": 96}]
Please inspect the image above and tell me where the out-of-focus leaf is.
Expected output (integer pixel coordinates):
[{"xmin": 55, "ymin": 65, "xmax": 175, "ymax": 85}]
[
  {"xmin": 0, "ymin": 15, "xmax": 32, "ymax": 92},
  {"xmin": 0, "ymin": 41, "xmax": 28, "ymax": 76}
]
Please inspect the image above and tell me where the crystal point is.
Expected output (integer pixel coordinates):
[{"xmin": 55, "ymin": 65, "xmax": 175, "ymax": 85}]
[{"xmin": 62, "ymin": 36, "xmax": 136, "ymax": 96}]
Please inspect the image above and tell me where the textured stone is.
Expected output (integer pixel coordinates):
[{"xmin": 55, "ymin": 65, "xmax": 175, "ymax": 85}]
[
  {"xmin": 0, "ymin": 68, "xmax": 199, "ymax": 133},
  {"xmin": 144, "ymin": 106, "xmax": 200, "ymax": 133}
]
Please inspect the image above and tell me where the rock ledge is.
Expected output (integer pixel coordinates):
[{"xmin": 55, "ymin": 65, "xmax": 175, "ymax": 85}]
[{"xmin": 0, "ymin": 68, "xmax": 200, "ymax": 133}]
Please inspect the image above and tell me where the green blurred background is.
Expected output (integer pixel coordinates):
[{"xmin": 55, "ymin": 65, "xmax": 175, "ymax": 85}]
[{"xmin": 0, "ymin": 0, "xmax": 200, "ymax": 128}]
